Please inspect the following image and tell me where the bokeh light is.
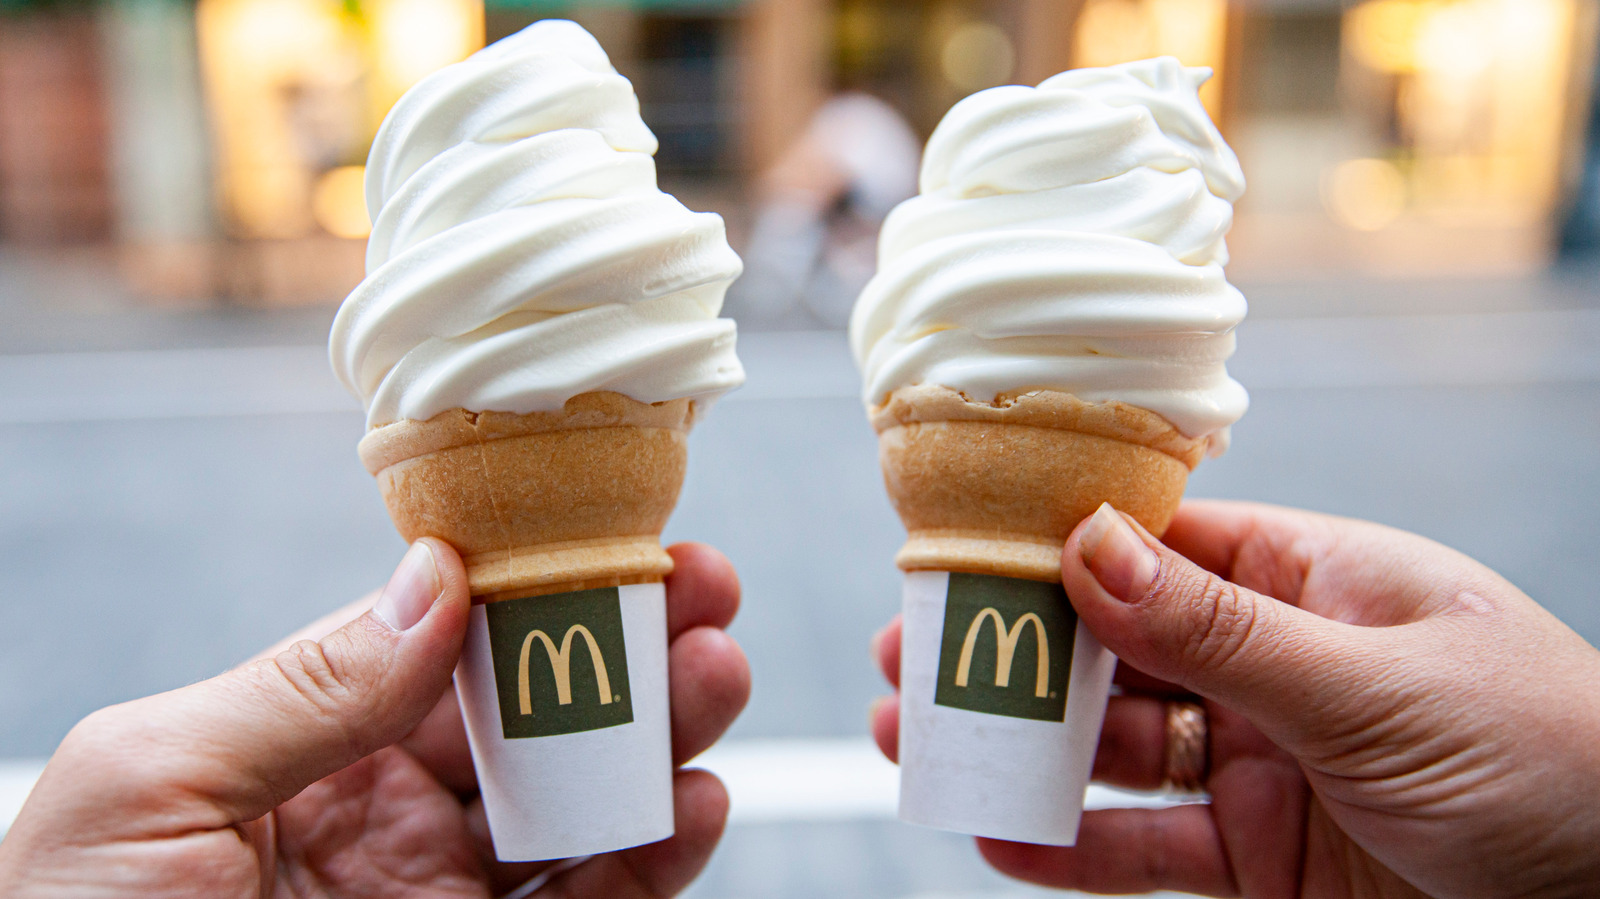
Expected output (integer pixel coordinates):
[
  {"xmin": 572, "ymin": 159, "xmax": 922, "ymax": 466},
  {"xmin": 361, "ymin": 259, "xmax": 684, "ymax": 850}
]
[
  {"xmin": 1073, "ymin": 0, "xmax": 1228, "ymax": 114},
  {"xmin": 196, "ymin": 0, "xmax": 480, "ymax": 239},
  {"xmin": 1343, "ymin": 0, "xmax": 1585, "ymax": 228},
  {"xmin": 1323, "ymin": 158, "xmax": 1408, "ymax": 231},
  {"xmin": 939, "ymin": 21, "xmax": 1014, "ymax": 92},
  {"xmin": 312, "ymin": 165, "xmax": 371, "ymax": 239}
]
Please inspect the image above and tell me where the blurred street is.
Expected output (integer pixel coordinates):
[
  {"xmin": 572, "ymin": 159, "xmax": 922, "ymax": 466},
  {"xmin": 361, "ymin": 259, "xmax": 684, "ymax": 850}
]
[
  {"xmin": 1, "ymin": 0, "xmax": 1597, "ymax": 892},
  {"xmin": 2, "ymin": 250, "xmax": 1598, "ymax": 897}
]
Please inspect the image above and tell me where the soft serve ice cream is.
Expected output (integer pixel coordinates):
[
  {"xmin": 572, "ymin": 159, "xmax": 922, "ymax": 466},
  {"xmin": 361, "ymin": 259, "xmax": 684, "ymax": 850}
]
[
  {"xmin": 331, "ymin": 19, "xmax": 743, "ymax": 429},
  {"xmin": 850, "ymin": 57, "xmax": 1246, "ymax": 453}
]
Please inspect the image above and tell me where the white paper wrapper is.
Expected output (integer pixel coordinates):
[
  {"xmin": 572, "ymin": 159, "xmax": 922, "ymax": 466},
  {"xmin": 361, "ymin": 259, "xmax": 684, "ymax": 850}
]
[
  {"xmin": 456, "ymin": 581, "xmax": 674, "ymax": 861},
  {"xmin": 898, "ymin": 570, "xmax": 1117, "ymax": 846}
]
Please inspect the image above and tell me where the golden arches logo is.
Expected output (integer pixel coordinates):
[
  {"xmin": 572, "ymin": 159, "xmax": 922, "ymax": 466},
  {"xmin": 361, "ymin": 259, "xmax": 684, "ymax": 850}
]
[
  {"xmin": 953, "ymin": 607, "xmax": 1049, "ymax": 698},
  {"xmin": 517, "ymin": 625, "xmax": 614, "ymax": 715}
]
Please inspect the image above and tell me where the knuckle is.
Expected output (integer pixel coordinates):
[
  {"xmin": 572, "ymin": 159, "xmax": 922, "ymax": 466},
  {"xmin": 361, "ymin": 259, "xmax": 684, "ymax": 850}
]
[
  {"xmin": 271, "ymin": 639, "xmax": 360, "ymax": 717},
  {"xmin": 1183, "ymin": 576, "xmax": 1259, "ymax": 673},
  {"xmin": 263, "ymin": 639, "xmax": 368, "ymax": 758}
]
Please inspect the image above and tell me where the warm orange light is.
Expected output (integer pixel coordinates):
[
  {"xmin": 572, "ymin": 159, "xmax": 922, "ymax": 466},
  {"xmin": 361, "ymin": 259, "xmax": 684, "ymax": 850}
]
[
  {"xmin": 1072, "ymin": 0, "xmax": 1228, "ymax": 114},
  {"xmin": 196, "ymin": 0, "xmax": 481, "ymax": 240},
  {"xmin": 1324, "ymin": 158, "xmax": 1408, "ymax": 231},
  {"xmin": 312, "ymin": 165, "xmax": 372, "ymax": 238},
  {"xmin": 196, "ymin": 0, "xmax": 362, "ymax": 237},
  {"xmin": 1346, "ymin": 0, "xmax": 1436, "ymax": 74},
  {"xmin": 1343, "ymin": 0, "xmax": 1586, "ymax": 225},
  {"xmin": 941, "ymin": 21, "xmax": 1016, "ymax": 91},
  {"xmin": 367, "ymin": 0, "xmax": 485, "ymax": 122}
]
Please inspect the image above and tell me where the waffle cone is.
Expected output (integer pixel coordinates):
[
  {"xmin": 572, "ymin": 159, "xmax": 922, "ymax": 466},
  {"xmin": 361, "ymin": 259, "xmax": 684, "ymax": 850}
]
[
  {"xmin": 872, "ymin": 385, "xmax": 1206, "ymax": 583},
  {"xmin": 358, "ymin": 391, "xmax": 693, "ymax": 600}
]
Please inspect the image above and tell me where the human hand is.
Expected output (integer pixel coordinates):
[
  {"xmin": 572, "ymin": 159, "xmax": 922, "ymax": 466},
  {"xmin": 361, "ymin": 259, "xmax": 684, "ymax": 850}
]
[
  {"xmin": 0, "ymin": 539, "xmax": 750, "ymax": 898},
  {"xmin": 871, "ymin": 501, "xmax": 1600, "ymax": 898}
]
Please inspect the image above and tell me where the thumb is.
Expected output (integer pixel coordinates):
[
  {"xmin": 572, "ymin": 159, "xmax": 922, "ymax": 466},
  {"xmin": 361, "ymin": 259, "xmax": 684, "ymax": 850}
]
[
  {"xmin": 1064, "ymin": 504, "xmax": 1361, "ymax": 734},
  {"xmin": 58, "ymin": 538, "xmax": 471, "ymax": 831}
]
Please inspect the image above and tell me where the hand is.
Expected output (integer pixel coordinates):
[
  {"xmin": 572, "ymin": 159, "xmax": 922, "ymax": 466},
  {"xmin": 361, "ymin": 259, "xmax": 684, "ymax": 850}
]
[
  {"xmin": 0, "ymin": 540, "xmax": 750, "ymax": 898},
  {"xmin": 870, "ymin": 501, "xmax": 1600, "ymax": 898}
]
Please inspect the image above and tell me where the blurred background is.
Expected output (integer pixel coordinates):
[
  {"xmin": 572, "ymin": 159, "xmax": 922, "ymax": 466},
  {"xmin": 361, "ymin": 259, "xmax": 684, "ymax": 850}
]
[{"xmin": 1, "ymin": 0, "xmax": 1598, "ymax": 897}]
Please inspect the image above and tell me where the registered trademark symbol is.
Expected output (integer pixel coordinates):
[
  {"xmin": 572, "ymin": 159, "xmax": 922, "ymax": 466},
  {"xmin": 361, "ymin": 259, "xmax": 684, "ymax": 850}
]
[
  {"xmin": 1049, "ymin": 692, "xmax": 1058, "ymax": 698},
  {"xmin": 613, "ymin": 694, "xmax": 622, "ymax": 703}
]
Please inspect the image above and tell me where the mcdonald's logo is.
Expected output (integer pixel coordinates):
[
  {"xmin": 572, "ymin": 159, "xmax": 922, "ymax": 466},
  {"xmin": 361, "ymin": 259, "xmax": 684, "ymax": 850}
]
[
  {"xmin": 486, "ymin": 587, "xmax": 634, "ymax": 738},
  {"xmin": 954, "ymin": 609, "xmax": 1049, "ymax": 698},
  {"xmin": 935, "ymin": 573, "xmax": 1074, "ymax": 722},
  {"xmin": 518, "ymin": 625, "xmax": 615, "ymax": 714}
]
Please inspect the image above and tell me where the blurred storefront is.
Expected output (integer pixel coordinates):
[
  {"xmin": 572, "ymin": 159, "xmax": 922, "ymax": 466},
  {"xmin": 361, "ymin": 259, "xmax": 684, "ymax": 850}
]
[
  {"xmin": 1230, "ymin": 0, "xmax": 1600, "ymax": 278},
  {"xmin": 0, "ymin": 0, "xmax": 1595, "ymax": 305},
  {"xmin": 816, "ymin": 0, "xmax": 1600, "ymax": 280}
]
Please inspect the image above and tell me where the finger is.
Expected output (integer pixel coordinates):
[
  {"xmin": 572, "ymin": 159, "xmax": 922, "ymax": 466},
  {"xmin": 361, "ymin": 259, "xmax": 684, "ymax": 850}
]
[
  {"xmin": 398, "ymin": 687, "xmax": 477, "ymax": 795},
  {"xmin": 1163, "ymin": 500, "xmax": 1513, "ymax": 625},
  {"xmin": 877, "ymin": 692, "xmax": 1165, "ymax": 784},
  {"xmin": 665, "ymin": 542, "xmax": 740, "ymax": 637},
  {"xmin": 50, "ymin": 539, "xmax": 472, "ymax": 835},
  {"xmin": 871, "ymin": 615, "xmax": 902, "ymax": 688},
  {"xmin": 1064, "ymin": 504, "xmax": 1363, "ymax": 741},
  {"xmin": 870, "ymin": 694, "xmax": 898, "ymax": 763},
  {"xmin": 1094, "ymin": 691, "xmax": 1298, "ymax": 793},
  {"xmin": 1113, "ymin": 660, "xmax": 1186, "ymax": 696},
  {"xmin": 877, "ymin": 690, "xmax": 1209, "ymax": 792},
  {"xmin": 1159, "ymin": 499, "xmax": 1369, "ymax": 606},
  {"xmin": 254, "ymin": 587, "xmax": 470, "ymax": 789},
  {"xmin": 406, "ymin": 545, "xmax": 747, "ymax": 797},
  {"xmin": 1159, "ymin": 499, "xmax": 1320, "ymax": 596},
  {"xmin": 669, "ymin": 627, "xmax": 751, "ymax": 765},
  {"xmin": 1090, "ymin": 694, "xmax": 1167, "ymax": 791},
  {"xmin": 530, "ymin": 769, "xmax": 730, "ymax": 898},
  {"xmin": 977, "ymin": 806, "xmax": 1236, "ymax": 896}
]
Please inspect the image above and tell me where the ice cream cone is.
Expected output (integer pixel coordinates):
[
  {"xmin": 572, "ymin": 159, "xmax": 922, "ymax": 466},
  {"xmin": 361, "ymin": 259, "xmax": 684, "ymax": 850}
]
[
  {"xmin": 357, "ymin": 390, "xmax": 694, "ymax": 600},
  {"xmin": 327, "ymin": 20, "xmax": 747, "ymax": 862},
  {"xmin": 872, "ymin": 384, "xmax": 1206, "ymax": 583},
  {"xmin": 853, "ymin": 58, "xmax": 1247, "ymax": 848}
]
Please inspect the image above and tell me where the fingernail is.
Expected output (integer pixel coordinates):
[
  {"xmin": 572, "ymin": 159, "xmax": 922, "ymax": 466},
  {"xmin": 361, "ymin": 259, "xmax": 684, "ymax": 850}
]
[
  {"xmin": 373, "ymin": 542, "xmax": 442, "ymax": 631},
  {"xmin": 868, "ymin": 695, "xmax": 889, "ymax": 724},
  {"xmin": 1078, "ymin": 504, "xmax": 1158, "ymax": 603}
]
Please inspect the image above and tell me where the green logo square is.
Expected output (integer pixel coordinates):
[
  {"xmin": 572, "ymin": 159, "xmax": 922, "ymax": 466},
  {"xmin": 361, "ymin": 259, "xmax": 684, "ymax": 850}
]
[
  {"xmin": 933, "ymin": 573, "xmax": 1075, "ymax": 722},
  {"xmin": 485, "ymin": 586, "xmax": 634, "ymax": 739}
]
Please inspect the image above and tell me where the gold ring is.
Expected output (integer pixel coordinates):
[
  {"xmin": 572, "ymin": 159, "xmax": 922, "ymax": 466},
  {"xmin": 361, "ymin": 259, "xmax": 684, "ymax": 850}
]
[{"xmin": 1162, "ymin": 700, "xmax": 1209, "ymax": 794}]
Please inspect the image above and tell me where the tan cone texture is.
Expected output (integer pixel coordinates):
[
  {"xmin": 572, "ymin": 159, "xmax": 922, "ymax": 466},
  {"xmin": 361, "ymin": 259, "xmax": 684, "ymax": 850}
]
[
  {"xmin": 358, "ymin": 391, "xmax": 694, "ymax": 600},
  {"xmin": 872, "ymin": 385, "xmax": 1206, "ymax": 583}
]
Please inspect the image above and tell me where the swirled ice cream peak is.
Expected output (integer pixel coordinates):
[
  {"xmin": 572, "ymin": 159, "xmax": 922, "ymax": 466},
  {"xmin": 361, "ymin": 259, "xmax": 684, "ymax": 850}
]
[
  {"xmin": 331, "ymin": 20, "xmax": 744, "ymax": 429},
  {"xmin": 850, "ymin": 57, "xmax": 1247, "ymax": 453}
]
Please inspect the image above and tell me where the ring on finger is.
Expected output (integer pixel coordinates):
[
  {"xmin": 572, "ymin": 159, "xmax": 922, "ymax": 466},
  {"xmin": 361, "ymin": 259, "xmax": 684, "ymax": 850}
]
[{"xmin": 1161, "ymin": 700, "xmax": 1209, "ymax": 794}]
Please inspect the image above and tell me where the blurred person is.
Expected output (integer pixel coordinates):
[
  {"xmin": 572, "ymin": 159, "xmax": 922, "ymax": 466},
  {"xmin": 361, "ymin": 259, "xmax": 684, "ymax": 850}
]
[
  {"xmin": 0, "ymin": 539, "xmax": 751, "ymax": 898},
  {"xmin": 871, "ymin": 501, "xmax": 1600, "ymax": 898},
  {"xmin": 727, "ymin": 93, "xmax": 921, "ymax": 329}
]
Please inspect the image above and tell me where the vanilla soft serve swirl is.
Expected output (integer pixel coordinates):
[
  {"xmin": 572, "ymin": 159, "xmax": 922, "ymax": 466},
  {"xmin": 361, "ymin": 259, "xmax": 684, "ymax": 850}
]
[
  {"xmin": 850, "ymin": 58, "xmax": 1247, "ymax": 453},
  {"xmin": 331, "ymin": 20, "xmax": 744, "ymax": 429}
]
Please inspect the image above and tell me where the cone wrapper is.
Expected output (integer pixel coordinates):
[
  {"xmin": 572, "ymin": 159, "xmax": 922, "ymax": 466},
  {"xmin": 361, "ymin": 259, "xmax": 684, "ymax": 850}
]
[
  {"xmin": 874, "ymin": 385, "xmax": 1203, "ymax": 845},
  {"xmin": 455, "ymin": 581, "xmax": 673, "ymax": 861},
  {"xmin": 897, "ymin": 570, "xmax": 1116, "ymax": 845},
  {"xmin": 359, "ymin": 393, "xmax": 692, "ymax": 860}
]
